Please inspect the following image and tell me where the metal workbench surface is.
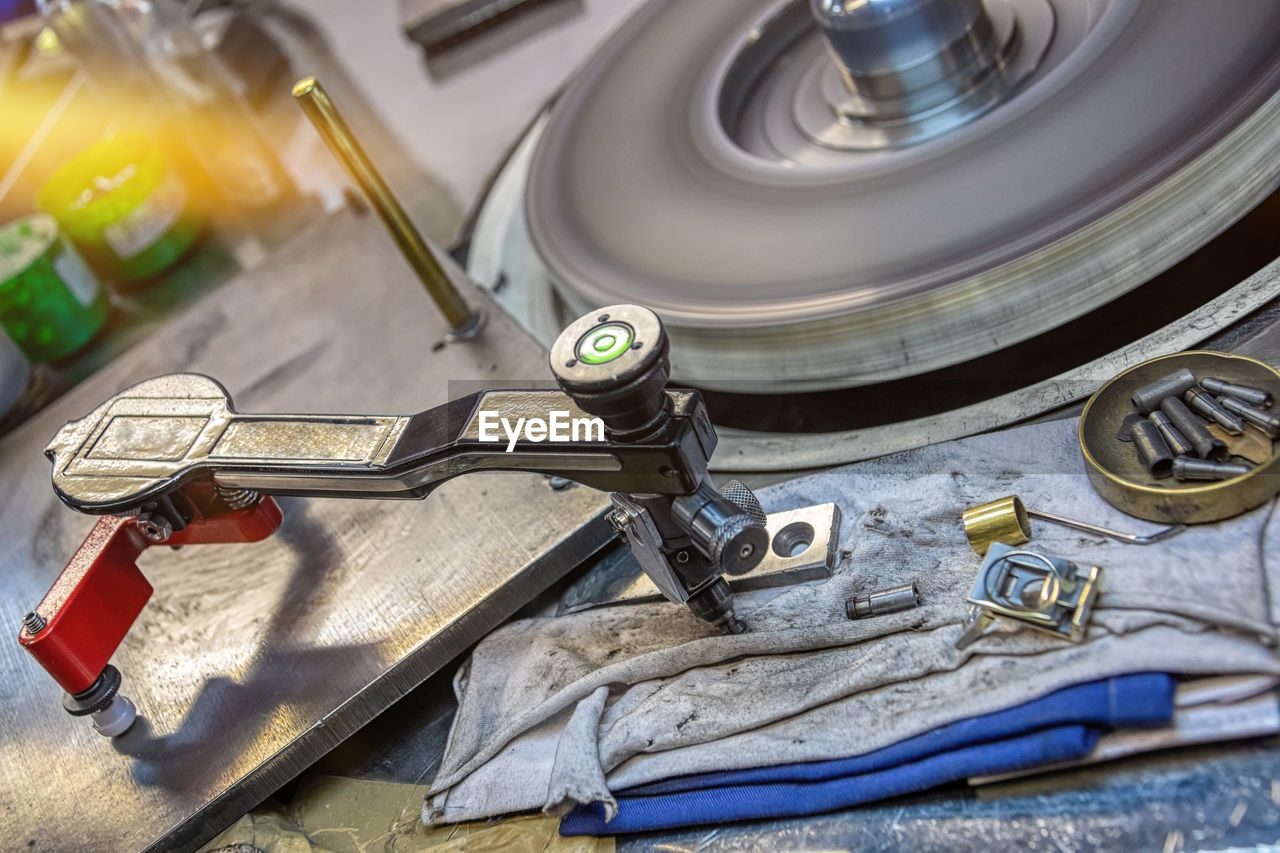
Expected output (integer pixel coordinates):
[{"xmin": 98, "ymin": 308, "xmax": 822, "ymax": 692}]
[{"xmin": 0, "ymin": 205, "xmax": 610, "ymax": 852}]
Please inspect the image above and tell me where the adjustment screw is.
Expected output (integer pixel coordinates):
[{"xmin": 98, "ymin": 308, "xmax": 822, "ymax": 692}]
[
  {"xmin": 609, "ymin": 508, "xmax": 630, "ymax": 532},
  {"xmin": 676, "ymin": 550, "xmax": 691, "ymax": 564},
  {"xmin": 22, "ymin": 611, "xmax": 46, "ymax": 635},
  {"xmin": 136, "ymin": 513, "xmax": 173, "ymax": 543}
]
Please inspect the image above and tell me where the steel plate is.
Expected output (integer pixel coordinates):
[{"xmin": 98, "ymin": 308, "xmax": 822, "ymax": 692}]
[{"xmin": 0, "ymin": 208, "xmax": 610, "ymax": 852}]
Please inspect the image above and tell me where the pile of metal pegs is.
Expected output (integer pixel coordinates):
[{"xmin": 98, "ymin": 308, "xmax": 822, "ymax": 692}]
[{"xmin": 1127, "ymin": 371, "xmax": 1278, "ymax": 482}]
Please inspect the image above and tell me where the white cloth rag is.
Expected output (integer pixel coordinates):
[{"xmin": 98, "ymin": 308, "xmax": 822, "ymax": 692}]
[{"xmin": 425, "ymin": 417, "xmax": 1280, "ymax": 825}]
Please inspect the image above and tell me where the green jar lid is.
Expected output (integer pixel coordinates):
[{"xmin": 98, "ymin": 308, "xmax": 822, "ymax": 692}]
[
  {"xmin": 0, "ymin": 212, "xmax": 58, "ymax": 280},
  {"xmin": 0, "ymin": 214, "xmax": 109, "ymax": 363}
]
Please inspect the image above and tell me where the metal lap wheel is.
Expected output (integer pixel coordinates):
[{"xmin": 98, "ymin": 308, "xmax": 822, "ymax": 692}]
[{"xmin": 525, "ymin": 0, "xmax": 1280, "ymax": 392}]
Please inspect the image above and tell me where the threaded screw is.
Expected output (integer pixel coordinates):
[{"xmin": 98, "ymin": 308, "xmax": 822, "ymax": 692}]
[{"xmin": 22, "ymin": 611, "xmax": 46, "ymax": 635}]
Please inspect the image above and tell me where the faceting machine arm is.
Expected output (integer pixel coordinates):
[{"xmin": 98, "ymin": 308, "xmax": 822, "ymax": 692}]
[{"xmin": 19, "ymin": 305, "xmax": 768, "ymax": 736}]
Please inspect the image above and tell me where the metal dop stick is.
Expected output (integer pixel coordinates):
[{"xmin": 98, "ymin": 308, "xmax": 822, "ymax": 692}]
[{"xmin": 291, "ymin": 77, "xmax": 484, "ymax": 339}]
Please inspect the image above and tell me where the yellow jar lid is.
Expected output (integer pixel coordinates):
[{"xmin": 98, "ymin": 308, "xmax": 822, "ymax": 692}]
[{"xmin": 37, "ymin": 132, "xmax": 169, "ymax": 233}]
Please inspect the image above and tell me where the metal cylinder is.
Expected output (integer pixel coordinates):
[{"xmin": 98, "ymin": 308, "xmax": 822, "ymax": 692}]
[
  {"xmin": 1201, "ymin": 377, "xmax": 1273, "ymax": 408},
  {"xmin": 686, "ymin": 577, "xmax": 747, "ymax": 634},
  {"xmin": 961, "ymin": 495, "xmax": 1031, "ymax": 555},
  {"xmin": 1218, "ymin": 396, "xmax": 1280, "ymax": 439},
  {"xmin": 1172, "ymin": 457, "xmax": 1251, "ymax": 482},
  {"xmin": 810, "ymin": 0, "xmax": 1002, "ymax": 118},
  {"xmin": 672, "ymin": 481, "xmax": 769, "ymax": 576},
  {"xmin": 1159, "ymin": 397, "xmax": 1228, "ymax": 461},
  {"xmin": 1149, "ymin": 411, "xmax": 1194, "ymax": 457},
  {"xmin": 550, "ymin": 305, "xmax": 675, "ymax": 444},
  {"xmin": 1132, "ymin": 369, "xmax": 1197, "ymax": 414},
  {"xmin": 1130, "ymin": 419, "xmax": 1174, "ymax": 478},
  {"xmin": 1184, "ymin": 387, "xmax": 1244, "ymax": 434},
  {"xmin": 291, "ymin": 77, "xmax": 481, "ymax": 337},
  {"xmin": 847, "ymin": 583, "xmax": 923, "ymax": 620}
]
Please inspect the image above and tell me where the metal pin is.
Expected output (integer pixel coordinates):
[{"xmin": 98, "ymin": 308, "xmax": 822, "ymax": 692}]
[
  {"xmin": 962, "ymin": 495, "xmax": 1184, "ymax": 552},
  {"xmin": 1172, "ymin": 457, "xmax": 1251, "ymax": 481},
  {"xmin": 1160, "ymin": 396, "xmax": 1228, "ymax": 461},
  {"xmin": 1023, "ymin": 508, "xmax": 1184, "ymax": 546},
  {"xmin": 1132, "ymin": 368, "xmax": 1197, "ymax": 414},
  {"xmin": 1183, "ymin": 387, "xmax": 1244, "ymax": 435},
  {"xmin": 291, "ymin": 77, "xmax": 483, "ymax": 339},
  {"xmin": 1201, "ymin": 377, "xmax": 1273, "ymax": 408},
  {"xmin": 847, "ymin": 583, "xmax": 922, "ymax": 619},
  {"xmin": 1150, "ymin": 410, "xmax": 1194, "ymax": 456},
  {"xmin": 1130, "ymin": 418, "xmax": 1173, "ymax": 478},
  {"xmin": 1218, "ymin": 396, "xmax": 1280, "ymax": 439}
]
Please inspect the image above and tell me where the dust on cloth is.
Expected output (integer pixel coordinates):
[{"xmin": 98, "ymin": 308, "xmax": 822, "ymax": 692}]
[{"xmin": 425, "ymin": 416, "xmax": 1280, "ymax": 826}]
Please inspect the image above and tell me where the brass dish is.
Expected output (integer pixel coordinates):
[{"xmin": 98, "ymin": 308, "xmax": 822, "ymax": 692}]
[{"xmin": 1079, "ymin": 351, "xmax": 1280, "ymax": 523}]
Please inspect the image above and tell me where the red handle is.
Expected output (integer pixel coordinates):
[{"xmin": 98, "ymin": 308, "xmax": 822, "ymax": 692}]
[{"xmin": 19, "ymin": 489, "xmax": 283, "ymax": 694}]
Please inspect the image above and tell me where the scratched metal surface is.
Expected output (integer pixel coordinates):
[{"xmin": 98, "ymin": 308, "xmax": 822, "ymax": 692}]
[{"xmin": 0, "ymin": 205, "xmax": 611, "ymax": 852}]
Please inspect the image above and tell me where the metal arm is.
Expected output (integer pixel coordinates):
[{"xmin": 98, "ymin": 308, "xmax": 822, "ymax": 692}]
[
  {"xmin": 22, "ymin": 305, "xmax": 767, "ymax": 736},
  {"xmin": 45, "ymin": 377, "xmax": 715, "ymax": 515}
]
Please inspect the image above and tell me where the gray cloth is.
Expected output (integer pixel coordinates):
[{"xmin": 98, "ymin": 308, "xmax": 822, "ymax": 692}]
[{"xmin": 425, "ymin": 417, "xmax": 1280, "ymax": 825}]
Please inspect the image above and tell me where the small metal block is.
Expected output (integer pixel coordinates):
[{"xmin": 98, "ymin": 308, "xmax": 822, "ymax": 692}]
[
  {"xmin": 1201, "ymin": 377, "xmax": 1273, "ymax": 408},
  {"xmin": 1132, "ymin": 368, "xmax": 1197, "ymax": 414},
  {"xmin": 846, "ymin": 583, "xmax": 922, "ymax": 620},
  {"xmin": 563, "ymin": 502, "xmax": 842, "ymax": 612},
  {"xmin": 1172, "ymin": 457, "xmax": 1252, "ymax": 481}
]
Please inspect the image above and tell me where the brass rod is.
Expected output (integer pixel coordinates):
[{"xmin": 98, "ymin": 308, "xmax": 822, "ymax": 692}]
[{"xmin": 292, "ymin": 76, "xmax": 480, "ymax": 335}]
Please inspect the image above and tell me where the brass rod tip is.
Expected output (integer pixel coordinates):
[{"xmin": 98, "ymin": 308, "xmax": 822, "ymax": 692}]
[{"xmin": 292, "ymin": 76, "xmax": 319, "ymax": 98}]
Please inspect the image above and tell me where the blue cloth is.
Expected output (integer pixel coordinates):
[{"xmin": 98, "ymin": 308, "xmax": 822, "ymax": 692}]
[{"xmin": 560, "ymin": 673, "xmax": 1175, "ymax": 836}]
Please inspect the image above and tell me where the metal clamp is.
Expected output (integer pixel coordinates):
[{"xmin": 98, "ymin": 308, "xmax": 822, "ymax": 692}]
[{"xmin": 955, "ymin": 542, "xmax": 1102, "ymax": 650}]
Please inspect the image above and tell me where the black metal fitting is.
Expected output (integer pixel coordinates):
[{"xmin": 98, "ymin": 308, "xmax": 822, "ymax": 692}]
[
  {"xmin": 62, "ymin": 665, "xmax": 121, "ymax": 717},
  {"xmin": 686, "ymin": 578, "xmax": 746, "ymax": 633},
  {"xmin": 671, "ymin": 481, "xmax": 769, "ymax": 576}
]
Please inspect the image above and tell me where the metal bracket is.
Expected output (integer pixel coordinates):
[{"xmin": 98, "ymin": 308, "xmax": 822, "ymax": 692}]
[
  {"xmin": 564, "ymin": 502, "xmax": 842, "ymax": 612},
  {"xmin": 609, "ymin": 493, "xmax": 689, "ymax": 604},
  {"xmin": 955, "ymin": 542, "xmax": 1102, "ymax": 649}
]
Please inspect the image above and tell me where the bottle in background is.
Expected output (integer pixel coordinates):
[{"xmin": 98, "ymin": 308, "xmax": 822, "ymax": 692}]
[
  {"xmin": 38, "ymin": 130, "xmax": 203, "ymax": 284},
  {"xmin": 0, "ymin": 213, "xmax": 109, "ymax": 363},
  {"xmin": 36, "ymin": 0, "xmax": 297, "ymax": 216}
]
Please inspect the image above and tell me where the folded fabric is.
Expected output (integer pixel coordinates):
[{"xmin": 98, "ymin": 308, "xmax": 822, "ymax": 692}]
[
  {"xmin": 426, "ymin": 417, "xmax": 1280, "ymax": 826},
  {"xmin": 560, "ymin": 673, "xmax": 1176, "ymax": 835}
]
